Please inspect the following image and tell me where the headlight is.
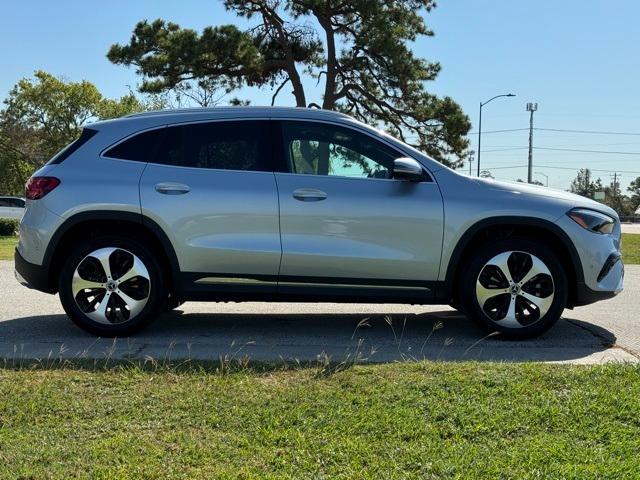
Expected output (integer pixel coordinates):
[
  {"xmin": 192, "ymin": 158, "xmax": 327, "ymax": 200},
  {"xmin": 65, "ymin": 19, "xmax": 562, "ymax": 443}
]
[{"xmin": 567, "ymin": 208, "xmax": 615, "ymax": 234}]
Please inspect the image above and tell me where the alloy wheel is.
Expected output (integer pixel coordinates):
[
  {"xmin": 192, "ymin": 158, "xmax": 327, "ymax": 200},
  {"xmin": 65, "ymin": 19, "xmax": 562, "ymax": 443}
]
[
  {"xmin": 475, "ymin": 250, "xmax": 555, "ymax": 328},
  {"xmin": 71, "ymin": 247, "xmax": 151, "ymax": 325}
]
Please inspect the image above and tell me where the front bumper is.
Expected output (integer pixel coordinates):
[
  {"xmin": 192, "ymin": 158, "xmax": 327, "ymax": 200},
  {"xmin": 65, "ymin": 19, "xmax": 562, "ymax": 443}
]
[
  {"xmin": 555, "ymin": 214, "xmax": 624, "ymax": 307},
  {"xmin": 14, "ymin": 248, "xmax": 55, "ymax": 294}
]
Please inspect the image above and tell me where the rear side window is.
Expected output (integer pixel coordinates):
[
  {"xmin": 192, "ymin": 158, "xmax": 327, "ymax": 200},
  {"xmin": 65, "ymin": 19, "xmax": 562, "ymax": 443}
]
[
  {"xmin": 156, "ymin": 121, "xmax": 271, "ymax": 171},
  {"xmin": 104, "ymin": 128, "xmax": 166, "ymax": 162},
  {"xmin": 47, "ymin": 128, "xmax": 98, "ymax": 165}
]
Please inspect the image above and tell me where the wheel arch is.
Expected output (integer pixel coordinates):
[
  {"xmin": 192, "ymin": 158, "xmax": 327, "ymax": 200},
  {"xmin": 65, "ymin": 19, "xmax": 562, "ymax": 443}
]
[
  {"xmin": 43, "ymin": 211, "xmax": 180, "ymax": 295},
  {"xmin": 445, "ymin": 216, "xmax": 583, "ymax": 308}
]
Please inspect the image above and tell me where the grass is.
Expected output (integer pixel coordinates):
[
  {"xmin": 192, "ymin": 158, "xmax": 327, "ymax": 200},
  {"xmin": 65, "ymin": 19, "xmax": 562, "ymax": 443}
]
[
  {"xmin": 0, "ymin": 236, "xmax": 17, "ymax": 260},
  {"xmin": 622, "ymin": 232, "xmax": 640, "ymax": 264},
  {"xmin": 0, "ymin": 362, "xmax": 638, "ymax": 478}
]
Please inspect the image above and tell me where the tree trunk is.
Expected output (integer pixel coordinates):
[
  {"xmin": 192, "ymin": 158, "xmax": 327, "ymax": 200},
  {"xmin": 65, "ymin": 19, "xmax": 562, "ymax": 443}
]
[{"xmin": 320, "ymin": 16, "xmax": 337, "ymax": 110}]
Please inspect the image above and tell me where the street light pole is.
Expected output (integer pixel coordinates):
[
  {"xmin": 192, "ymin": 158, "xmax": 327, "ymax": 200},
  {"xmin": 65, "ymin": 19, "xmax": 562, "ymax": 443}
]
[
  {"xmin": 477, "ymin": 93, "xmax": 516, "ymax": 177},
  {"xmin": 535, "ymin": 171, "xmax": 548, "ymax": 187},
  {"xmin": 527, "ymin": 102, "xmax": 538, "ymax": 183}
]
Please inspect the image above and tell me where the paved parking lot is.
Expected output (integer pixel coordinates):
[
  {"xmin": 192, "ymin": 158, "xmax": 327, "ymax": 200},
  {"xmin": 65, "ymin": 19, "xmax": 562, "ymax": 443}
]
[{"xmin": 0, "ymin": 260, "xmax": 637, "ymax": 364}]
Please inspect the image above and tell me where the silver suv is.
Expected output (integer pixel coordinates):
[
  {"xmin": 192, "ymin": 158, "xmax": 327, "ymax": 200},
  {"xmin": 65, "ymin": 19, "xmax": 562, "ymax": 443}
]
[{"xmin": 14, "ymin": 107, "xmax": 624, "ymax": 338}]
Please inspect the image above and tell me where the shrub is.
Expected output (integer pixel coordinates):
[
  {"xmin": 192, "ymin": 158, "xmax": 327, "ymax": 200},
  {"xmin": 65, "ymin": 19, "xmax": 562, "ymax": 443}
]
[{"xmin": 0, "ymin": 218, "xmax": 19, "ymax": 236}]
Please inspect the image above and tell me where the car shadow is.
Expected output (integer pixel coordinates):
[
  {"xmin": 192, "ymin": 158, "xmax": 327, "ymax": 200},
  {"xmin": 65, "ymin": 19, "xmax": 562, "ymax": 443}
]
[{"xmin": 0, "ymin": 308, "xmax": 620, "ymax": 365}]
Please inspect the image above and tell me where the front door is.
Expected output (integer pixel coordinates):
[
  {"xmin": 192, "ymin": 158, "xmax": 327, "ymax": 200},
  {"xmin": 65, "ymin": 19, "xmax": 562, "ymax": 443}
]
[{"xmin": 274, "ymin": 120, "xmax": 444, "ymax": 296}]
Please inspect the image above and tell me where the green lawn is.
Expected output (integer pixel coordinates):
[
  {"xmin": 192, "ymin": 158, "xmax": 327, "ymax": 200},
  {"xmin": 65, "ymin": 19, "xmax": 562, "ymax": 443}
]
[
  {"xmin": 0, "ymin": 362, "xmax": 639, "ymax": 478},
  {"xmin": 0, "ymin": 236, "xmax": 17, "ymax": 260},
  {"xmin": 622, "ymin": 232, "xmax": 640, "ymax": 264}
]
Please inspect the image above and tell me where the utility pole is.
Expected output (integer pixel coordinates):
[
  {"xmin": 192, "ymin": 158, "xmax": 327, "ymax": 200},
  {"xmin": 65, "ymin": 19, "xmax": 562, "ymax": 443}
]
[
  {"xmin": 611, "ymin": 173, "xmax": 619, "ymax": 199},
  {"xmin": 526, "ymin": 102, "xmax": 538, "ymax": 184}
]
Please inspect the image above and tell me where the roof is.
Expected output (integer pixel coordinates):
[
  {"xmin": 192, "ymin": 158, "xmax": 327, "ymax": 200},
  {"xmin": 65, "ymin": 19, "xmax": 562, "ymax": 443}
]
[{"xmin": 125, "ymin": 106, "xmax": 350, "ymax": 120}]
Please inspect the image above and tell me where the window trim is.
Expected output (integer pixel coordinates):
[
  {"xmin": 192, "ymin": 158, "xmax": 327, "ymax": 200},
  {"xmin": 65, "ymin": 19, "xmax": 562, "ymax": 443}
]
[{"xmin": 100, "ymin": 118, "xmax": 277, "ymax": 173}]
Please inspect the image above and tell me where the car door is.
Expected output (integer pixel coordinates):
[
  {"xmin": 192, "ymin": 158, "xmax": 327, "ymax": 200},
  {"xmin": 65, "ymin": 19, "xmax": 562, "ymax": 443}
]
[
  {"xmin": 274, "ymin": 120, "xmax": 444, "ymax": 296},
  {"xmin": 132, "ymin": 120, "xmax": 281, "ymax": 291}
]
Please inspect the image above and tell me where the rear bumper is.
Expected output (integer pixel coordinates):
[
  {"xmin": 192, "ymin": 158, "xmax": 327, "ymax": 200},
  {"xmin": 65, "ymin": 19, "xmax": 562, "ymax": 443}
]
[{"xmin": 14, "ymin": 248, "xmax": 55, "ymax": 294}]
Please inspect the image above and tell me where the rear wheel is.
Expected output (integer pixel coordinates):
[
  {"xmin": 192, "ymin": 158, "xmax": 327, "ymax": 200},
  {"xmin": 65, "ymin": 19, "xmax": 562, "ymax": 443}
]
[
  {"xmin": 461, "ymin": 238, "xmax": 568, "ymax": 339},
  {"xmin": 59, "ymin": 235, "xmax": 166, "ymax": 336}
]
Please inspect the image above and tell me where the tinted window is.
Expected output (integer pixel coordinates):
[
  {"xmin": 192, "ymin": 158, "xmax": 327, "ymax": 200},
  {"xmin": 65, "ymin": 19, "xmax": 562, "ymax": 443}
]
[
  {"xmin": 104, "ymin": 128, "xmax": 166, "ymax": 162},
  {"xmin": 47, "ymin": 128, "xmax": 98, "ymax": 165},
  {"xmin": 157, "ymin": 121, "xmax": 270, "ymax": 171},
  {"xmin": 0, "ymin": 199, "xmax": 9, "ymax": 207},
  {"xmin": 281, "ymin": 121, "xmax": 398, "ymax": 179},
  {"xmin": 10, "ymin": 198, "xmax": 25, "ymax": 208}
]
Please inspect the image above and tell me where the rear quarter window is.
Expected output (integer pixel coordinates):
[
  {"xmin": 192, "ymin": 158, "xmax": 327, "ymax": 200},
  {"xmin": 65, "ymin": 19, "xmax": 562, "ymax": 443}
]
[
  {"xmin": 47, "ymin": 128, "xmax": 98, "ymax": 165},
  {"xmin": 103, "ymin": 128, "xmax": 166, "ymax": 162}
]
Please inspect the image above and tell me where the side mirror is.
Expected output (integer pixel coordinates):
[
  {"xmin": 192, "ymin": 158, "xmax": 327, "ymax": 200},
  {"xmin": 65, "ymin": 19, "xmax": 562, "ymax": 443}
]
[{"xmin": 393, "ymin": 157, "xmax": 424, "ymax": 181}]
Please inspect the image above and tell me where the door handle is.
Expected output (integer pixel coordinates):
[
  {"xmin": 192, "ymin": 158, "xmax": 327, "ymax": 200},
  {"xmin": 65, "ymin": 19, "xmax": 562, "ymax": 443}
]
[
  {"xmin": 293, "ymin": 188, "xmax": 328, "ymax": 202},
  {"xmin": 155, "ymin": 182, "xmax": 190, "ymax": 195}
]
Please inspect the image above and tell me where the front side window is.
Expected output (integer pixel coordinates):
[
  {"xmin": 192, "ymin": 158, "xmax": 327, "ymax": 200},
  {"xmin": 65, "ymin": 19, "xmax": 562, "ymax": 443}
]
[
  {"xmin": 281, "ymin": 121, "xmax": 398, "ymax": 179},
  {"xmin": 157, "ymin": 121, "xmax": 270, "ymax": 171}
]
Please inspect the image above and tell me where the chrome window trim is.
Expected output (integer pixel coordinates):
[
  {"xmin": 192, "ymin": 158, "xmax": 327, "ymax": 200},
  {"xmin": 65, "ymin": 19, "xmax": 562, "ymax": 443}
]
[{"xmin": 98, "ymin": 115, "xmax": 434, "ymax": 179}]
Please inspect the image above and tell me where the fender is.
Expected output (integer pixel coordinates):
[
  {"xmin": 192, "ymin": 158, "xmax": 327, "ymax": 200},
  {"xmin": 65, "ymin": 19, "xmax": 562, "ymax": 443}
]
[
  {"xmin": 42, "ymin": 210, "xmax": 181, "ymax": 292},
  {"xmin": 444, "ymin": 215, "xmax": 585, "ymax": 291}
]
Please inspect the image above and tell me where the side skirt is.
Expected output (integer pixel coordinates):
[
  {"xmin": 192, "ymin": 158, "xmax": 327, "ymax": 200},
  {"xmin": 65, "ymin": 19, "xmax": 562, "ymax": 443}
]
[{"xmin": 179, "ymin": 273, "xmax": 448, "ymax": 305}]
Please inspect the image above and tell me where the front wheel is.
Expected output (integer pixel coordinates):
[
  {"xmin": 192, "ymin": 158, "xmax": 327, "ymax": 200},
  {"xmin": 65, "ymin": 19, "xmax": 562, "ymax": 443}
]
[
  {"xmin": 461, "ymin": 238, "xmax": 568, "ymax": 339},
  {"xmin": 59, "ymin": 235, "xmax": 166, "ymax": 336}
]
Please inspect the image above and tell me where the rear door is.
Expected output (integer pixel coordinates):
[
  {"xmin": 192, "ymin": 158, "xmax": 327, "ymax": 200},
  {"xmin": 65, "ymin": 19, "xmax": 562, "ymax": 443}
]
[
  {"xmin": 112, "ymin": 120, "xmax": 281, "ymax": 290},
  {"xmin": 273, "ymin": 120, "xmax": 444, "ymax": 296}
]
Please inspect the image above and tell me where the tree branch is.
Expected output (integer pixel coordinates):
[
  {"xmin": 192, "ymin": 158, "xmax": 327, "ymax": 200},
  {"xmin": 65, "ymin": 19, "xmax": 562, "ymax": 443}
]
[{"xmin": 271, "ymin": 77, "xmax": 290, "ymax": 105}]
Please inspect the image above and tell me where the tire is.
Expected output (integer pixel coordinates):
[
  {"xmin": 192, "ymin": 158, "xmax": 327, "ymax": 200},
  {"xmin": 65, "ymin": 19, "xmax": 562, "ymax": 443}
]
[
  {"xmin": 58, "ymin": 235, "xmax": 166, "ymax": 336},
  {"xmin": 460, "ymin": 237, "xmax": 568, "ymax": 339}
]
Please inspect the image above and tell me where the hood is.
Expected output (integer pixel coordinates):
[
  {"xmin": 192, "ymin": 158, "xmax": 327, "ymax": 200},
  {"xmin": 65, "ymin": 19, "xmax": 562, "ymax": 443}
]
[{"xmin": 472, "ymin": 177, "xmax": 618, "ymax": 218}]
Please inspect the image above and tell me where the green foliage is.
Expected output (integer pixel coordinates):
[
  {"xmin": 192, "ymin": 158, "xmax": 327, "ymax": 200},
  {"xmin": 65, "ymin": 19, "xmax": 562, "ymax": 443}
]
[
  {"xmin": 107, "ymin": 1, "xmax": 471, "ymax": 167},
  {"xmin": 0, "ymin": 219, "xmax": 19, "ymax": 236},
  {"xmin": 569, "ymin": 168, "xmax": 603, "ymax": 199},
  {"xmin": 569, "ymin": 169, "xmax": 637, "ymax": 216},
  {"xmin": 627, "ymin": 176, "xmax": 640, "ymax": 211},
  {"xmin": 0, "ymin": 71, "xmax": 148, "ymax": 195}
]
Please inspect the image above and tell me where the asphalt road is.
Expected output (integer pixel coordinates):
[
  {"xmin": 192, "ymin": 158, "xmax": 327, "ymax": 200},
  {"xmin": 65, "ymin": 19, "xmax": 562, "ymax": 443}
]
[{"xmin": 0, "ymin": 260, "xmax": 637, "ymax": 364}]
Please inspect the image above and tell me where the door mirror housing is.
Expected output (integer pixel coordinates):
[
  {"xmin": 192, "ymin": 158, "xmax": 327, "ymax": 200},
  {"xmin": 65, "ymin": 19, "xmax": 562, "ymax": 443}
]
[{"xmin": 393, "ymin": 157, "xmax": 424, "ymax": 181}]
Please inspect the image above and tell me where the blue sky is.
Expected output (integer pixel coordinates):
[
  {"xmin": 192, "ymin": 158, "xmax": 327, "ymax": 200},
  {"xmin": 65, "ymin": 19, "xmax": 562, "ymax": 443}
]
[{"xmin": 2, "ymin": 0, "xmax": 640, "ymax": 189}]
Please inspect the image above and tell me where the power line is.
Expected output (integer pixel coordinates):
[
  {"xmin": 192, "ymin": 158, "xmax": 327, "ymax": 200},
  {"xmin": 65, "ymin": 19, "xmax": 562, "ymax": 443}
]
[
  {"xmin": 467, "ymin": 128, "xmax": 529, "ymax": 135},
  {"xmin": 480, "ymin": 145, "xmax": 640, "ymax": 155},
  {"xmin": 481, "ymin": 164, "xmax": 640, "ymax": 175},
  {"xmin": 468, "ymin": 127, "xmax": 640, "ymax": 137},
  {"xmin": 534, "ymin": 147, "xmax": 640, "ymax": 155},
  {"xmin": 534, "ymin": 128, "xmax": 640, "ymax": 136}
]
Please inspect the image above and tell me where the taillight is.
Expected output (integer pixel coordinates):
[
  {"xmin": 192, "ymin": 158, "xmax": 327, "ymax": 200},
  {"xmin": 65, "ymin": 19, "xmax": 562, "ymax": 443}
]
[{"xmin": 25, "ymin": 177, "xmax": 61, "ymax": 200}]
